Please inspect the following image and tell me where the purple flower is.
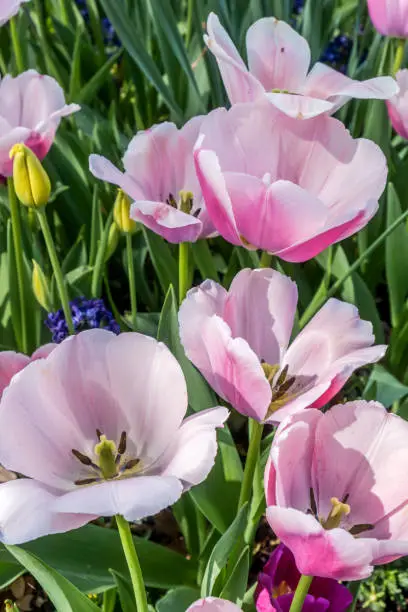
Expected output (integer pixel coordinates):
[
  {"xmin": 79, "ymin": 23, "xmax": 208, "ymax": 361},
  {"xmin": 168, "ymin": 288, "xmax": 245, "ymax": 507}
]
[{"xmin": 255, "ymin": 544, "xmax": 353, "ymax": 612}]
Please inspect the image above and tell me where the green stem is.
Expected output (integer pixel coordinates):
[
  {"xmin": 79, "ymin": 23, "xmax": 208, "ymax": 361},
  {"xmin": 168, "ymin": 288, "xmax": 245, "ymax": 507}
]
[
  {"xmin": 102, "ymin": 588, "xmax": 116, "ymax": 612},
  {"xmin": 393, "ymin": 38, "xmax": 405, "ymax": 75},
  {"xmin": 238, "ymin": 419, "xmax": 264, "ymax": 510},
  {"xmin": 116, "ymin": 515, "xmax": 148, "ymax": 612},
  {"xmin": 59, "ymin": 0, "xmax": 70, "ymax": 24},
  {"xmin": 289, "ymin": 574, "xmax": 313, "ymax": 612},
  {"xmin": 259, "ymin": 251, "xmax": 272, "ymax": 268},
  {"xmin": 126, "ymin": 233, "xmax": 137, "ymax": 330},
  {"xmin": 299, "ymin": 208, "xmax": 408, "ymax": 329},
  {"xmin": 36, "ymin": 210, "xmax": 74, "ymax": 335},
  {"xmin": 347, "ymin": 580, "xmax": 361, "ymax": 612},
  {"xmin": 185, "ymin": 0, "xmax": 194, "ymax": 47},
  {"xmin": 179, "ymin": 242, "xmax": 190, "ymax": 305},
  {"xmin": 10, "ymin": 17, "xmax": 24, "ymax": 73},
  {"xmin": 8, "ymin": 179, "xmax": 27, "ymax": 354}
]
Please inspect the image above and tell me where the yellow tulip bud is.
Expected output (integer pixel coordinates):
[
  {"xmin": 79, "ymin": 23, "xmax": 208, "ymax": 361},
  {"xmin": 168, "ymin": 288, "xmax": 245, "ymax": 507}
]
[
  {"xmin": 113, "ymin": 189, "xmax": 137, "ymax": 234},
  {"xmin": 105, "ymin": 222, "xmax": 120, "ymax": 262},
  {"xmin": 32, "ymin": 259, "xmax": 52, "ymax": 311},
  {"xmin": 9, "ymin": 144, "xmax": 51, "ymax": 208}
]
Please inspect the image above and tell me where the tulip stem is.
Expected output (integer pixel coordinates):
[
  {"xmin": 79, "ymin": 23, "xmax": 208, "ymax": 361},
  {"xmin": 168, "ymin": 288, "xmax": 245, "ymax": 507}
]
[
  {"xmin": 393, "ymin": 39, "xmax": 405, "ymax": 75},
  {"xmin": 116, "ymin": 515, "xmax": 149, "ymax": 612},
  {"xmin": 36, "ymin": 210, "xmax": 75, "ymax": 336},
  {"xmin": 289, "ymin": 574, "xmax": 313, "ymax": 612},
  {"xmin": 238, "ymin": 419, "xmax": 264, "ymax": 510},
  {"xmin": 179, "ymin": 242, "xmax": 190, "ymax": 305},
  {"xmin": 126, "ymin": 233, "xmax": 137, "ymax": 330},
  {"xmin": 10, "ymin": 17, "xmax": 24, "ymax": 74},
  {"xmin": 260, "ymin": 251, "xmax": 272, "ymax": 268},
  {"xmin": 8, "ymin": 179, "xmax": 28, "ymax": 354}
]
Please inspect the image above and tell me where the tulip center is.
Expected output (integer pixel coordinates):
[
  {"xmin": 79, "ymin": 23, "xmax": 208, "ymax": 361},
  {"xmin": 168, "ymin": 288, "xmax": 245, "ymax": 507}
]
[
  {"xmin": 271, "ymin": 88, "xmax": 290, "ymax": 94},
  {"xmin": 321, "ymin": 497, "xmax": 351, "ymax": 530},
  {"xmin": 261, "ymin": 363, "xmax": 316, "ymax": 418},
  {"xmin": 72, "ymin": 430, "xmax": 141, "ymax": 486},
  {"xmin": 272, "ymin": 580, "xmax": 292, "ymax": 598},
  {"xmin": 166, "ymin": 190, "xmax": 200, "ymax": 217}
]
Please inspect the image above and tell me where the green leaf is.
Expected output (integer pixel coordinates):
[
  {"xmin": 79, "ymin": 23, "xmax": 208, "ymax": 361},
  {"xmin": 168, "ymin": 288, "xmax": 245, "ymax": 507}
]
[
  {"xmin": 0, "ymin": 525, "xmax": 197, "ymax": 593},
  {"xmin": 386, "ymin": 183, "xmax": 408, "ymax": 328},
  {"xmin": 75, "ymin": 48, "xmax": 123, "ymax": 105},
  {"xmin": 201, "ymin": 503, "xmax": 248, "ymax": 597},
  {"xmin": 156, "ymin": 587, "xmax": 200, "ymax": 612},
  {"xmin": 5, "ymin": 545, "xmax": 100, "ymax": 612},
  {"xmin": 364, "ymin": 365, "xmax": 408, "ymax": 408},
  {"xmin": 110, "ymin": 570, "xmax": 135, "ymax": 612},
  {"xmin": 192, "ymin": 241, "xmax": 220, "ymax": 282},
  {"xmin": 142, "ymin": 228, "xmax": 178, "ymax": 296},
  {"xmin": 219, "ymin": 546, "xmax": 250, "ymax": 605}
]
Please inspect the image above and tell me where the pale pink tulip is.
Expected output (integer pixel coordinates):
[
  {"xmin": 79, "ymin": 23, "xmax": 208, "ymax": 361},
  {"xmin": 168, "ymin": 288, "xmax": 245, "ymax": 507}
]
[
  {"xmin": 179, "ymin": 268, "xmax": 386, "ymax": 423},
  {"xmin": 367, "ymin": 0, "xmax": 408, "ymax": 38},
  {"xmin": 205, "ymin": 13, "xmax": 398, "ymax": 119},
  {"xmin": 265, "ymin": 401, "xmax": 408, "ymax": 581},
  {"xmin": 187, "ymin": 598, "xmax": 242, "ymax": 611},
  {"xmin": 0, "ymin": 329, "xmax": 228, "ymax": 544},
  {"xmin": 89, "ymin": 119, "xmax": 214, "ymax": 244},
  {"xmin": 0, "ymin": 0, "xmax": 30, "ymax": 26},
  {"xmin": 0, "ymin": 70, "xmax": 80, "ymax": 178},
  {"xmin": 0, "ymin": 343, "xmax": 55, "ymax": 397},
  {"xmin": 195, "ymin": 101, "xmax": 387, "ymax": 262},
  {"xmin": 387, "ymin": 70, "xmax": 408, "ymax": 139}
]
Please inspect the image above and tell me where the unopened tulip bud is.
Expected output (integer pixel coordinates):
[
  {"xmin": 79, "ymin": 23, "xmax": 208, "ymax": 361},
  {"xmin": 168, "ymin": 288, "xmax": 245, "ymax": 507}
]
[
  {"xmin": 9, "ymin": 144, "xmax": 51, "ymax": 208},
  {"xmin": 105, "ymin": 222, "xmax": 120, "ymax": 262},
  {"xmin": 113, "ymin": 189, "xmax": 136, "ymax": 234},
  {"xmin": 32, "ymin": 259, "xmax": 52, "ymax": 311}
]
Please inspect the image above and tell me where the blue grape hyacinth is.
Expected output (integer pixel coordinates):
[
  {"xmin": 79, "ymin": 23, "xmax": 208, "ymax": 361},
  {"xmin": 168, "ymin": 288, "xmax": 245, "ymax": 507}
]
[{"xmin": 46, "ymin": 297, "xmax": 120, "ymax": 343}]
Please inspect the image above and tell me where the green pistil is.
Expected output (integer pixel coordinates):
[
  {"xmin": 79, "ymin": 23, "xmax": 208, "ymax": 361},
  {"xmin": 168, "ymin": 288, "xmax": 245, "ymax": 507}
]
[
  {"xmin": 321, "ymin": 497, "xmax": 351, "ymax": 530},
  {"xmin": 94, "ymin": 435, "xmax": 118, "ymax": 480},
  {"xmin": 179, "ymin": 190, "xmax": 194, "ymax": 214}
]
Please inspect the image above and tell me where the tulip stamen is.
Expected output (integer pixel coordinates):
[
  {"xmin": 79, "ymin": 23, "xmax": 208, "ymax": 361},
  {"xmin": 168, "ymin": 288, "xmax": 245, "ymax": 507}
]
[{"xmin": 322, "ymin": 497, "xmax": 351, "ymax": 530}]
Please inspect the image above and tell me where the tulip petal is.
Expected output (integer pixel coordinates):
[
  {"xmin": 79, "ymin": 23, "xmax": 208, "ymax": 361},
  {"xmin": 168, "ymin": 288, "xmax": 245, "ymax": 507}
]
[
  {"xmin": 265, "ymin": 92, "xmax": 334, "ymax": 118},
  {"xmin": 246, "ymin": 17, "xmax": 310, "ymax": 92},
  {"xmin": 130, "ymin": 200, "xmax": 203, "ymax": 244},
  {"xmin": 0, "ymin": 351, "xmax": 30, "ymax": 397},
  {"xmin": 187, "ymin": 597, "xmax": 242, "ymax": 611},
  {"xmin": 53, "ymin": 475, "xmax": 183, "ymax": 522},
  {"xmin": 89, "ymin": 154, "xmax": 143, "ymax": 201}
]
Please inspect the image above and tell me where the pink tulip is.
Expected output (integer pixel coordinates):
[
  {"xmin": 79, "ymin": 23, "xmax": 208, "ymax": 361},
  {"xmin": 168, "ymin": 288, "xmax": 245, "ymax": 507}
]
[
  {"xmin": 205, "ymin": 13, "xmax": 398, "ymax": 119},
  {"xmin": 187, "ymin": 598, "xmax": 242, "ymax": 611},
  {"xmin": 194, "ymin": 101, "xmax": 387, "ymax": 262},
  {"xmin": 265, "ymin": 401, "xmax": 408, "ymax": 581},
  {"xmin": 89, "ymin": 119, "xmax": 215, "ymax": 244},
  {"xmin": 367, "ymin": 0, "xmax": 408, "ymax": 38},
  {"xmin": 0, "ymin": 70, "xmax": 80, "ymax": 178},
  {"xmin": 387, "ymin": 70, "xmax": 408, "ymax": 138},
  {"xmin": 0, "ymin": 329, "xmax": 228, "ymax": 544},
  {"xmin": 178, "ymin": 268, "xmax": 386, "ymax": 423},
  {"xmin": 0, "ymin": 0, "xmax": 30, "ymax": 26},
  {"xmin": 0, "ymin": 343, "xmax": 55, "ymax": 398}
]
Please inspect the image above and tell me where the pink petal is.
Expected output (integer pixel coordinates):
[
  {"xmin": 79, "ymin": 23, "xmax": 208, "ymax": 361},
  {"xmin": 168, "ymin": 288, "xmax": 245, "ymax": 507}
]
[
  {"xmin": 0, "ymin": 0, "xmax": 29, "ymax": 26},
  {"xmin": 159, "ymin": 407, "xmax": 229, "ymax": 486},
  {"xmin": 188, "ymin": 598, "xmax": 242, "ymax": 611},
  {"xmin": 387, "ymin": 70, "xmax": 408, "ymax": 139},
  {"xmin": 0, "ymin": 351, "xmax": 30, "ymax": 397},
  {"xmin": 264, "ymin": 92, "xmax": 333, "ymax": 118},
  {"xmin": 130, "ymin": 200, "xmax": 203, "ymax": 243},
  {"xmin": 53, "ymin": 475, "xmax": 183, "ymax": 522},
  {"xmin": 0, "ymin": 125, "xmax": 31, "ymax": 177},
  {"xmin": 246, "ymin": 17, "xmax": 310, "ymax": 92},
  {"xmin": 179, "ymin": 288, "xmax": 271, "ymax": 421},
  {"xmin": 88, "ymin": 154, "xmax": 144, "ymax": 201},
  {"xmin": 205, "ymin": 13, "xmax": 264, "ymax": 104},
  {"xmin": 266, "ymin": 506, "xmax": 375, "ymax": 580},
  {"xmin": 367, "ymin": 0, "xmax": 408, "ymax": 37},
  {"xmin": 31, "ymin": 343, "xmax": 56, "ymax": 360},
  {"xmin": 223, "ymin": 268, "xmax": 297, "ymax": 364},
  {"xmin": 0, "ymin": 479, "xmax": 93, "ymax": 544}
]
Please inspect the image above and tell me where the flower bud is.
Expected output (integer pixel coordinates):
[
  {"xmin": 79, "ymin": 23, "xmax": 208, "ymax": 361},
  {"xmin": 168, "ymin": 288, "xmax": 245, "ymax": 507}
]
[
  {"xmin": 105, "ymin": 222, "xmax": 120, "ymax": 262},
  {"xmin": 9, "ymin": 144, "xmax": 51, "ymax": 208},
  {"xmin": 113, "ymin": 189, "xmax": 136, "ymax": 234},
  {"xmin": 32, "ymin": 259, "xmax": 52, "ymax": 311}
]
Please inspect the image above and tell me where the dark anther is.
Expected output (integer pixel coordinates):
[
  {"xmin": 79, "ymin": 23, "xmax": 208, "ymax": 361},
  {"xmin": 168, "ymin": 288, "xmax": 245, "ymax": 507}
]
[
  {"xmin": 72, "ymin": 449, "xmax": 93, "ymax": 466},
  {"xmin": 166, "ymin": 193, "xmax": 177, "ymax": 208},
  {"xmin": 118, "ymin": 431, "xmax": 127, "ymax": 455},
  {"xmin": 274, "ymin": 376, "xmax": 296, "ymax": 399},
  {"xmin": 192, "ymin": 208, "xmax": 201, "ymax": 218},
  {"xmin": 96, "ymin": 429, "xmax": 103, "ymax": 440},
  {"xmin": 123, "ymin": 458, "xmax": 140, "ymax": 471},
  {"xmin": 342, "ymin": 493, "xmax": 350, "ymax": 504},
  {"xmin": 74, "ymin": 477, "xmax": 99, "ymax": 486},
  {"xmin": 276, "ymin": 364, "xmax": 289, "ymax": 388},
  {"xmin": 349, "ymin": 523, "xmax": 374, "ymax": 536},
  {"xmin": 309, "ymin": 487, "xmax": 317, "ymax": 516}
]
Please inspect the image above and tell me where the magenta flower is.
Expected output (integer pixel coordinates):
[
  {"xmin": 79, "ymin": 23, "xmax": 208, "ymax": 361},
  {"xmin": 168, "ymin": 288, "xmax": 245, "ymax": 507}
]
[
  {"xmin": 89, "ymin": 119, "xmax": 215, "ymax": 244},
  {"xmin": 187, "ymin": 598, "xmax": 242, "ymax": 611},
  {"xmin": 0, "ymin": 343, "xmax": 55, "ymax": 398},
  {"xmin": 387, "ymin": 70, "xmax": 408, "ymax": 139},
  {"xmin": 265, "ymin": 401, "xmax": 408, "ymax": 581},
  {"xmin": 0, "ymin": 330, "xmax": 228, "ymax": 544},
  {"xmin": 367, "ymin": 0, "xmax": 408, "ymax": 38},
  {"xmin": 179, "ymin": 268, "xmax": 386, "ymax": 423},
  {"xmin": 255, "ymin": 544, "xmax": 352, "ymax": 611},
  {"xmin": 0, "ymin": 0, "xmax": 30, "ymax": 26},
  {"xmin": 0, "ymin": 70, "xmax": 79, "ymax": 178},
  {"xmin": 205, "ymin": 13, "xmax": 398, "ymax": 119},
  {"xmin": 194, "ymin": 101, "xmax": 387, "ymax": 262}
]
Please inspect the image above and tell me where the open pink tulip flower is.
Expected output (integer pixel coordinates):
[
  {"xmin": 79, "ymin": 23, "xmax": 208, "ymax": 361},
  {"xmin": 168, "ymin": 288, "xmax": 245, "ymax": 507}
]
[
  {"xmin": 0, "ymin": 70, "xmax": 80, "ymax": 178},
  {"xmin": 0, "ymin": 329, "xmax": 228, "ymax": 544},
  {"xmin": 0, "ymin": 0, "xmax": 30, "ymax": 25},
  {"xmin": 179, "ymin": 268, "xmax": 386, "ymax": 423},
  {"xmin": 187, "ymin": 598, "xmax": 242, "ymax": 611},
  {"xmin": 194, "ymin": 101, "xmax": 387, "ymax": 262},
  {"xmin": 0, "ymin": 343, "xmax": 55, "ymax": 398},
  {"xmin": 205, "ymin": 13, "xmax": 398, "ymax": 119},
  {"xmin": 367, "ymin": 0, "xmax": 408, "ymax": 38},
  {"xmin": 89, "ymin": 118, "xmax": 214, "ymax": 244},
  {"xmin": 265, "ymin": 401, "xmax": 408, "ymax": 581},
  {"xmin": 387, "ymin": 70, "xmax": 408, "ymax": 139}
]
